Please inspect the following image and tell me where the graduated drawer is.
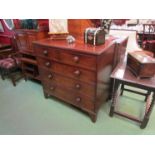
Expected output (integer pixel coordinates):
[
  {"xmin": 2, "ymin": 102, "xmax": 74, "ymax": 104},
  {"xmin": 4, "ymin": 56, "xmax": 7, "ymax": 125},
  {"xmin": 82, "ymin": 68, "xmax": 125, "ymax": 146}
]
[
  {"xmin": 43, "ymin": 83, "xmax": 95, "ymax": 112},
  {"xmin": 39, "ymin": 68, "xmax": 96, "ymax": 99},
  {"xmin": 34, "ymin": 45, "xmax": 96, "ymax": 70},
  {"xmin": 37, "ymin": 57, "xmax": 96, "ymax": 84}
]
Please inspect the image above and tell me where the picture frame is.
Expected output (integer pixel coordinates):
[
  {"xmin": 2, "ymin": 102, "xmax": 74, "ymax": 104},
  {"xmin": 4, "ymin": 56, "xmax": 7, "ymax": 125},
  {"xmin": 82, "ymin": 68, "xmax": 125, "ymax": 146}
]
[{"xmin": 0, "ymin": 21, "xmax": 4, "ymax": 32}]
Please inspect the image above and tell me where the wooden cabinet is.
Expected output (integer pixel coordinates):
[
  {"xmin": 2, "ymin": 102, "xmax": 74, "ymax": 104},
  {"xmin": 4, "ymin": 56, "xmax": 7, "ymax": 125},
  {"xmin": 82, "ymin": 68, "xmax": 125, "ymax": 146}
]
[
  {"xmin": 15, "ymin": 29, "xmax": 48, "ymax": 80},
  {"xmin": 33, "ymin": 37, "xmax": 119, "ymax": 122}
]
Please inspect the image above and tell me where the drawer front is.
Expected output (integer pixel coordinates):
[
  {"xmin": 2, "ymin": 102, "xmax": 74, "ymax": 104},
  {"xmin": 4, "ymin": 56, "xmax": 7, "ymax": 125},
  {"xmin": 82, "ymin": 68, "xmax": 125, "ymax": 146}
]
[
  {"xmin": 39, "ymin": 68, "xmax": 96, "ymax": 99},
  {"xmin": 43, "ymin": 83, "xmax": 95, "ymax": 112},
  {"xmin": 35, "ymin": 45, "xmax": 96, "ymax": 70},
  {"xmin": 37, "ymin": 58, "xmax": 96, "ymax": 84}
]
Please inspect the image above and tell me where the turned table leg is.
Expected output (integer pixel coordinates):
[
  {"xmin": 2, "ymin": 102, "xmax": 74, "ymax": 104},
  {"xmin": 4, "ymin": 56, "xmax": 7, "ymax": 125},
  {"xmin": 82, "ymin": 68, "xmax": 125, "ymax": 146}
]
[
  {"xmin": 141, "ymin": 92, "xmax": 155, "ymax": 129},
  {"xmin": 109, "ymin": 80, "xmax": 120, "ymax": 117},
  {"xmin": 120, "ymin": 84, "xmax": 124, "ymax": 96},
  {"xmin": 144, "ymin": 91, "xmax": 151, "ymax": 102}
]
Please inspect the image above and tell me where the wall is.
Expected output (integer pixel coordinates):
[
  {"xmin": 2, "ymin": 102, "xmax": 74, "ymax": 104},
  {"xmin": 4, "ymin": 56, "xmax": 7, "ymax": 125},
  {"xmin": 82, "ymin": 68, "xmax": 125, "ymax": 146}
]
[{"xmin": 0, "ymin": 19, "xmax": 16, "ymax": 44}]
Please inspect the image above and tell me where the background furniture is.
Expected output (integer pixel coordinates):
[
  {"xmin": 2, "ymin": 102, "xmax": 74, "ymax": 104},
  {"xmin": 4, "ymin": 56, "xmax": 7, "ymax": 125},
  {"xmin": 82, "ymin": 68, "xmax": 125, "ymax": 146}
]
[
  {"xmin": 33, "ymin": 36, "xmax": 124, "ymax": 122},
  {"xmin": 0, "ymin": 52, "xmax": 22, "ymax": 86},
  {"xmin": 109, "ymin": 63, "xmax": 155, "ymax": 129},
  {"xmin": 141, "ymin": 24, "xmax": 155, "ymax": 56},
  {"xmin": 0, "ymin": 43, "xmax": 12, "ymax": 59},
  {"xmin": 0, "ymin": 36, "xmax": 22, "ymax": 86},
  {"xmin": 142, "ymin": 24, "xmax": 155, "ymax": 42},
  {"xmin": 68, "ymin": 19, "xmax": 94, "ymax": 37},
  {"xmin": 15, "ymin": 28, "xmax": 48, "ymax": 80},
  {"xmin": 0, "ymin": 35, "xmax": 17, "ymax": 59}
]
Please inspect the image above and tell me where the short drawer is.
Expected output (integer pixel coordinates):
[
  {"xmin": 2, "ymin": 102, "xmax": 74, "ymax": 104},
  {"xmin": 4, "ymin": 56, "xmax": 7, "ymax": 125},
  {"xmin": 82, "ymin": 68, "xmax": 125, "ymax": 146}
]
[
  {"xmin": 34, "ymin": 45, "xmax": 55, "ymax": 58},
  {"xmin": 34, "ymin": 45, "xmax": 96, "ymax": 70},
  {"xmin": 37, "ymin": 58, "xmax": 96, "ymax": 84},
  {"xmin": 43, "ymin": 83, "xmax": 95, "ymax": 112},
  {"xmin": 39, "ymin": 68, "xmax": 96, "ymax": 99}
]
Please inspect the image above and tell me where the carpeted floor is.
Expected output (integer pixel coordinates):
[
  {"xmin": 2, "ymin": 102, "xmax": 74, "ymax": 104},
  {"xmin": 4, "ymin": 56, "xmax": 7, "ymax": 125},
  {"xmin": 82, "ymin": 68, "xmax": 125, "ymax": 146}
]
[{"xmin": 0, "ymin": 78, "xmax": 155, "ymax": 135}]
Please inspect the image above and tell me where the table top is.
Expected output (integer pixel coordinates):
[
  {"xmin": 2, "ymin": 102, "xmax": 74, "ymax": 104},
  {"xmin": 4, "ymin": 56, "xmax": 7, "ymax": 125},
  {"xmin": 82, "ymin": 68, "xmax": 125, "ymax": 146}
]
[{"xmin": 111, "ymin": 62, "xmax": 155, "ymax": 89}]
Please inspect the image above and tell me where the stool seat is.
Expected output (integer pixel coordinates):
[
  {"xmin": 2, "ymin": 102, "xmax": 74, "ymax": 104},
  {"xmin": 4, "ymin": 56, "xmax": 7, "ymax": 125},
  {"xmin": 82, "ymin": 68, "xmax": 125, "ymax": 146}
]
[{"xmin": 0, "ymin": 58, "xmax": 20, "ymax": 69}]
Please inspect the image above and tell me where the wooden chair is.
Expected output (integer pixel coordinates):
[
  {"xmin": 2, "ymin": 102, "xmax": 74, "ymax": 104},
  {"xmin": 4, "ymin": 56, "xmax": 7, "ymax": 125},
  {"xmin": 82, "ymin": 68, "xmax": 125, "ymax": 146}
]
[
  {"xmin": 0, "ymin": 36, "xmax": 24, "ymax": 86},
  {"xmin": 0, "ymin": 42, "xmax": 14, "ymax": 60},
  {"xmin": 142, "ymin": 24, "xmax": 155, "ymax": 56}
]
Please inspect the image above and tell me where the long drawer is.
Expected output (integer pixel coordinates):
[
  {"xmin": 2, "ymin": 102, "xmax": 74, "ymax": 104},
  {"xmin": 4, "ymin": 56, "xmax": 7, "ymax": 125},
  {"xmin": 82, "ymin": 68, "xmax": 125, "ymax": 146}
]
[
  {"xmin": 37, "ymin": 57, "xmax": 96, "ymax": 84},
  {"xmin": 34, "ymin": 45, "xmax": 96, "ymax": 71},
  {"xmin": 43, "ymin": 82, "xmax": 95, "ymax": 112},
  {"xmin": 39, "ymin": 67, "xmax": 96, "ymax": 99}
]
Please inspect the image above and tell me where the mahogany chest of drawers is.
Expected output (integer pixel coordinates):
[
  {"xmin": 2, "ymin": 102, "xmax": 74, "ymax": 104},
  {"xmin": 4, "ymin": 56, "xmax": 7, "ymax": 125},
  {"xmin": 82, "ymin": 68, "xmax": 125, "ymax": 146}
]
[{"xmin": 33, "ymin": 37, "xmax": 117, "ymax": 122}]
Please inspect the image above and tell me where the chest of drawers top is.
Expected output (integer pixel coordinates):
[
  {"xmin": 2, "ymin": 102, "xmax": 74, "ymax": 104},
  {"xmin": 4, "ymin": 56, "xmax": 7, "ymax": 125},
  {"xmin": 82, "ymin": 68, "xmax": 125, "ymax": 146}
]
[{"xmin": 33, "ymin": 37, "xmax": 116, "ymax": 55}]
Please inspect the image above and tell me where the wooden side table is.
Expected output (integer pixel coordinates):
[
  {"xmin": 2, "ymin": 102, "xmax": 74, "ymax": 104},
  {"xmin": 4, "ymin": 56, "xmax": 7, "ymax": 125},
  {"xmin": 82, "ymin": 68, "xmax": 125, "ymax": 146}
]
[{"xmin": 109, "ymin": 63, "xmax": 155, "ymax": 129}]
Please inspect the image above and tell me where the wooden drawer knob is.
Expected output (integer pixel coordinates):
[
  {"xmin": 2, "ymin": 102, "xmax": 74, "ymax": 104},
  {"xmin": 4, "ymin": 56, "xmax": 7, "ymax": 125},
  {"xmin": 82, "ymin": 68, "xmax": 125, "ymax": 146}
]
[
  {"xmin": 48, "ymin": 74, "xmax": 52, "ymax": 79},
  {"xmin": 74, "ymin": 70, "xmax": 81, "ymax": 76},
  {"xmin": 50, "ymin": 86, "xmax": 55, "ymax": 91},
  {"xmin": 76, "ymin": 97, "xmax": 81, "ymax": 103},
  {"xmin": 45, "ymin": 62, "xmax": 51, "ymax": 67},
  {"xmin": 43, "ymin": 50, "xmax": 48, "ymax": 55},
  {"xmin": 73, "ymin": 56, "xmax": 79, "ymax": 63},
  {"xmin": 75, "ymin": 84, "xmax": 81, "ymax": 89}
]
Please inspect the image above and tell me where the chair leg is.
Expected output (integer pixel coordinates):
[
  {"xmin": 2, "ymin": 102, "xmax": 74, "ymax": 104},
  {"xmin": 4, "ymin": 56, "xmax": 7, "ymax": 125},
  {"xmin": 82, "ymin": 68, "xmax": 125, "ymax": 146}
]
[
  {"xmin": 9, "ymin": 73, "xmax": 16, "ymax": 87},
  {"xmin": 0, "ymin": 68, "xmax": 5, "ymax": 80},
  {"xmin": 120, "ymin": 84, "xmax": 124, "ymax": 96},
  {"xmin": 1, "ymin": 73, "xmax": 5, "ymax": 80},
  {"xmin": 11, "ymin": 77, "xmax": 16, "ymax": 87}
]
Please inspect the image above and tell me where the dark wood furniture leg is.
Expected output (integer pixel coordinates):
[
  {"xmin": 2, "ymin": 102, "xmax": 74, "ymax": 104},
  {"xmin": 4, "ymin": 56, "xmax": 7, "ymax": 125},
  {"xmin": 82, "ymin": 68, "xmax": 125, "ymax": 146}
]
[
  {"xmin": 120, "ymin": 84, "xmax": 124, "ymax": 96},
  {"xmin": 43, "ymin": 91, "xmax": 49, "ymax": 99},
  {"xmin": 1, "ymin": 73, "xmax": 5, "ymax": 80},
  {"xmin": 109, "ymin": 79, "xmax": 120, "ymax": 117},
  {"xmin": 9, "ymin": 73, "xmax": 16, "ymax": 87},
  {"xmin": 141, "ymin": 92, "xmax": 155, "ymax": 129},
  {"xmin": 0, "ymin": 68, "xmax": 5, "ymax": 80},
  {"xmin": 89, "ymin": 113, "xmax": 97, "ymax": 123},
  {"xmin": 144, "ymin": 91, "xmax": 151, "ymax": 102}
]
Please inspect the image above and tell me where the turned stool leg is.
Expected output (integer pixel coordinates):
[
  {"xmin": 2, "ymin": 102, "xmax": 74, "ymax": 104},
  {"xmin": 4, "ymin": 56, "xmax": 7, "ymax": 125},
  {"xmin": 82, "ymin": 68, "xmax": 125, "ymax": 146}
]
[
  {"xmin": 120, "ymin": 84, "xmax": 124, "ymax": 96},
  {"xmin": 144, "ymin": 91, "xmax": 151, "ymax": 102},
  {"xmin": 109, "ymin": 80, "xmax": 120, "ymax": 117},
  {"xmin": 141, "ymin": 92, "xmax": 155, "ymax": 129}
]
